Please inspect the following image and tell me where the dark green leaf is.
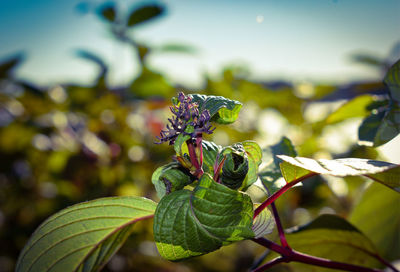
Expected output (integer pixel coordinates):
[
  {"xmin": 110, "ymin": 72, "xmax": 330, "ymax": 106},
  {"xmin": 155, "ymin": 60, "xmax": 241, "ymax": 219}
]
[
  {"xmin": 127, "ymin": 4, "xmax": 165, "ymax": 27},
  {"xmin": 326, "ymin": 95, "xmax": 375, "ymax": 124},
  {"xmin": 152, "ymin": 162, "xmax": 194, "ymax": 199},
  {"xmin": 278, "ymin": 155, "xmax": 400, "ymax": 192},
  {"xmin": 359, "ymin": 104, "xmax": 400, "ymax": 147},
  {"xmin": 384, "ymin": 58, "xmax": 400, "ymax": 102},
  {"xmin": 350, "ymin": 183, "xmax": 400, "ymax": 261},
  {"xmin": 153, "ymin": 173, "xmax": 254, "ymax": 261},
  {"xmin": 282, "ymin": 214, "xmax": 382, "ymax": 271},
  {"xmin": 221, "ymin": 143, "xmax": 249, "ymax": 189},
  {"xmin": 97, "ymin": 3, "xmax": 116, "ymax": 22},
  {"xmin": 258, "ymin": 137, "xmax": 297, "ymax": 195},
  {"xmin": 189, "ymin": 94, "xmax": 242, "ymax": 124},
  {"xmin": 16, "ymin": 197, "xmax": 157, "ymax": 272}
]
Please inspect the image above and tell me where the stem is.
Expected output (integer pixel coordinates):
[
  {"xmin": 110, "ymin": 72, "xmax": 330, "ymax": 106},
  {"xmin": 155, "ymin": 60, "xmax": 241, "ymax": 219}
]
[
  {"xmin": 213, "ymin": 155, "xmax": 227, "ymax": 182},
  {"xmin": 252, "ymin": 238, "xmax": 382, "ymax": 272},
  {"xmin": 251, "ymin": 249, "xmax": 270, "ymax": 270},
  {"xmin": 253, "ymin": 172, "xmax": 317, "ymax": 219},
  {"xmin": 372, "ymin": 253, "xmax": 399, "ymax": 272},
  {"xmin": 252, "ymin": 257, "xmax": 287, "ymax": 272},
  {"xmin": 187, "ymin": 139, "xmax": 203, "ymax": 178},
  {"xmin": 270, "ymin": 202, "xmax": 289, "ymax": 248}
]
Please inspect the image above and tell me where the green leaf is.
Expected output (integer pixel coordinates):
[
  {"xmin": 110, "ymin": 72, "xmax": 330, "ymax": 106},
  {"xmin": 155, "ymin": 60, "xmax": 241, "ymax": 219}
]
[
  {"xmin": 258, "ymin": 137, "xmax": 298, "ymax": 195},
  {"xmin": 97, "ymin": 3, "xmax": 116, "ymax": 22},
  {"xmin": 202, "ymin": 140, "xmax": 221, "ymax": 174},
  {"xmin": 326, "ymin": 95, "xmax": 375, "ymax": 124},
  {"xmin": 359, "ymin": 104, "xmax": 400, "ymax": 147},
  {"xmin": 252, "ymin": 205, "xmax": 274, "ymax": 238},
  {"xmin": 221, "ymin": 143, "xmax": 249, "ymax": 189},
  {"xmin": 358, "ymin": 110, "xmax": 387, "ymax": 146},
  {"xmin": 127, "ymin": 4, "xmax": 165, "ymax": 27},
  {"xmin": 282, "ymin": 214, "xmax": 382, "ymax": 271},
  {"xmin": 16, "ymin": 196, "xmax": 157, "ymax": 272},
  {"xmin": 384, "ymin": 58, "xmax": 400, "ymax": 102},
  {"xmin": 189, "ymin": 94, "xmax": 242, "ymax": 124},
  {"xmin": 153, "ymin": 173, "xmax": 254, "ymax": 261},
  {"xmin": 152, "ymin": 162, "xmax": 194, "ymax": 199},
  {"xmin": 130, "ymin": 68, "xmax": 174, "ymax": 98},
  {"xmin": 241, "ymin": 141, "xmax": 263, "ymax": 190},
  {"xmin": 350, "ymin": 183, "xmax": 400, "ymax": 261},
  {"xmin": 278, "ymin": 155, "xmax": 400, "ymax": 193}
]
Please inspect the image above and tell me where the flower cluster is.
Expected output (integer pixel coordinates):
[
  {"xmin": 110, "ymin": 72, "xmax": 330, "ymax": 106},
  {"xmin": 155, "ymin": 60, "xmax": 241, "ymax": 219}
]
[{"xmin": 157, "ymin": 92, "xmax": 215, "ymax": 145}]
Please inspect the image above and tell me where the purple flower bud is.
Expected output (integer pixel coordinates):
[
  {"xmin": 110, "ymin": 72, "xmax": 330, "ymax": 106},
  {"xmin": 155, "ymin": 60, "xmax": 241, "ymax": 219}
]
[{"xmin": 156, "ymin": 92, "xmax": 215, "ymax": 145}]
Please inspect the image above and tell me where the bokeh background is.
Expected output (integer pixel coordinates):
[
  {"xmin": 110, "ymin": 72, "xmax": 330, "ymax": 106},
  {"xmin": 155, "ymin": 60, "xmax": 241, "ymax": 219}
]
[{"xmin": 1, "ymin": 0, "xmax": 399, "ymax": 271}]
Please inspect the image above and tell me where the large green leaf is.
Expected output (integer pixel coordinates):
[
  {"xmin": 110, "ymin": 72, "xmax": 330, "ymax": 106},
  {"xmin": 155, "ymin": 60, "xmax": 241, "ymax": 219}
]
[
  {"xmin": 189, "ymin": 94, "xmax": 242, "ymax": 124},
  {"xmin": 16, "ymin": 196, "xmax": 157, "ymax": 272},
  {"xmin": 350, "ymin": 183, "xmax": 400, "ymax": 261},
  {"xmin": 384, "ymin": 58, "xmax": 400, "ymax": 102},
  {"xmin": 153, "ymin": 173, "xmax": 254, "ymax": 261},
  {"xmin": 127, "ymin": 4, "xmax": 165, "ymax": 27},
  {"xmin": 326, "ymin": 95, "xmax": 375, "ymax": 124},
  {"xmin": 281, "ymin": 214, "xmax": 382, "ymax": 272},
  {"xmin": 278, "ymin": 155, "xmax": 400, "ymax": 193},
  {"xmin": 258, "ymin": 137, "xmax": 297, "ymax": 195}
]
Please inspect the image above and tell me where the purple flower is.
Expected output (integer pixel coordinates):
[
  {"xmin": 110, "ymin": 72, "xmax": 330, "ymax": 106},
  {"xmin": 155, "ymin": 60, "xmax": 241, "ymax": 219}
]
[{"xmin": 156, "ymin": 92, "xmax": 215, "ymax": 145}]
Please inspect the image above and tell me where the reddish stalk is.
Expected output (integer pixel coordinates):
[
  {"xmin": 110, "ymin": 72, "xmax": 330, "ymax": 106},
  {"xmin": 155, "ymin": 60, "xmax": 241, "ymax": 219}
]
[
  {"xmin": 253, "ymin": 172, "xmax": 317, "ymax": 219},
  {"xmin": 252, "ymin": 238, "xmax": 382, "ymax": 272},
  {"xmin": 252, "ymin": 257, "xmax": 287, "ymax": 272},
  {"xmin": 270, "ymin": 202, "xmax": 289, "ymax": 248},
  {"xmin": 186, "ymin": 139, "xmax": 203, "ymax": 178}
]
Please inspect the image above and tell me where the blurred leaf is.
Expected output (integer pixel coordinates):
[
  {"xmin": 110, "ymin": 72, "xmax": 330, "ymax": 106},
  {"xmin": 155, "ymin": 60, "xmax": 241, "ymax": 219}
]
[
  {"xmin": 359, "ymin": 104, "xmax": 400, "ymax": 147},
  {"xmin": 189, "ymin": 94, "xmax": 242, "ymax": 124},
  {"xmin": 130, "ymin": 68, "xmax": 173, "ymax": 98},
  {"xmin": 278, "ymin": 155, "xmax": 400, "ymax": 193},
  {"xmin": 153, "ymin": 173, "xmax": 254, "ymax": 261},
  {"xmin": 241, "ymin": 141, "xmax": 262, "ymax": 190},
  {"xmin": 0, "ymin": 52, "xmax": 25, "ymax": 78},
  {"xmin": 384, "ymin": 58, "xmax": 400, "ymax": 102},
  {"xmin": 156, "ymin": 43, "xmax": 197, "ymax": 54},
  {"xmin": 127, "ymin": 4, "xmax": 165, "ymax": 27},
  {"xmin": 283, "ymin": 214, "xmax": 382, "ymax": 271},
  {"xmin": 350, "ymin": 183, "xmax": 400, "ymax": 261},
  {"xmin": 326, "ymin": 95, "xmax": 375, "ymax": 124},
  {"xmin": 16, "ymin": 196, "xmax": 157, "ymax": 272},
  {"xmin": 350, "ymin": 53, "xmax": 385, "ymax": 69},
  {"xmin": 258, "ymin": 137, "xmax": 297, "ymax": 195},
  {"xmin": 97, "ymin": 2, "xmax": 116, "ymax": 22}
]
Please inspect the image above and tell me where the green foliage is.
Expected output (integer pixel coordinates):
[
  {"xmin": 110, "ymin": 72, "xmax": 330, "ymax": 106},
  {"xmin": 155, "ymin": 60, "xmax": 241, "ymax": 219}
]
[
  {"xmin": 16, "ymin": 197, "xmax": 157, "ymax": 272},
  {"xmin": 153, "ymin": 173, "xmax": 254, "ymax": 261},
  {"xmin": 189, "ymin": 94, "xmax": 242, "ymax": 124},
  {"xmin": 278, "ymin": 155, "xmax": 400, "ymax": 192},
  {"xmin": 127, "ymin": 4, "xmax": 165, "ymax": 27},
  {"xmin": 258, "ymin": 137, "xmax": 297, "ymax": 195},
  {"xmin": 350, "ymin": 183, "xmax": 400, "ymax": 261},
  {"xmin": 282, "ymin": 215, "xmax": 382, "ymax": 271}
]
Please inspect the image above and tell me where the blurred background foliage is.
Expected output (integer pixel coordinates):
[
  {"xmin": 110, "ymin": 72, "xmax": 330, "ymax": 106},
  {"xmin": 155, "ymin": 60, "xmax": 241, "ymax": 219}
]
[{"xmin": 0, "ymin": 1, "xmax": 399, "ymax": 271}]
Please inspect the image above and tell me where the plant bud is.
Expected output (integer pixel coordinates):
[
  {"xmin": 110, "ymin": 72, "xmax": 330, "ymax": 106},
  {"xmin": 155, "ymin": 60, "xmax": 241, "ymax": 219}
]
[{"xmin": 221, "ymin": 144, "xmax": 249, "ymax": 189}]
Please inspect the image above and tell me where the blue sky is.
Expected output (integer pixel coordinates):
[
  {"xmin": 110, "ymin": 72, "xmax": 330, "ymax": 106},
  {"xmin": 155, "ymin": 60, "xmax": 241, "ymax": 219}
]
[{"xmin": 0, "ymin": 0, "xmax": 399, "ymax": 87}]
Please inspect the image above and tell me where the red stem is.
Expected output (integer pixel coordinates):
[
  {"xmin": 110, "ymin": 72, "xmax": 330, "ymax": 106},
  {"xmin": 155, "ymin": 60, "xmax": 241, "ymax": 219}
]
[
  {"xmin": 270, "ymin": 202, "xmax": 289, "ymax": 248},
  {"xmin": 253, "ymin": 172, "xmax": 317, "ymax": 219},
  {"xmin": 187, "ymin": 139, "xmax": 203, "ymax": 178},
  {"xmin": 252, "ymin": 257, "xmax": 287, "ymax": 272},
  {"xmin": 252, "ymin": 238, "xmax": 381, "ymax": 272}
]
